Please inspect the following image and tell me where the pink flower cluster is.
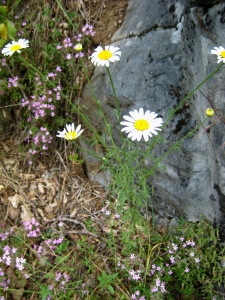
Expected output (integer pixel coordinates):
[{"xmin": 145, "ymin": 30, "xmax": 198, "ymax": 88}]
[
  {"xmin": 56, "ymin": 23, "xmax": 95, "ymax": 60},
  {"xmin": 23, "ymin": 218, "xmax": 41, "ymax": 237},
  {"xmin": 0, "ymin": 245, "xmax": 28, "ymax": 291},
  {"xmin": 33, "ymin": 236, "xmax": 64, "ymax": 257},
  {"xmin": 131, "ymin": 291, "xmax": 145, "ymax": 300},
  {"xmin": 27, "ymin": 126, "xmax": 52, "ymax": 164},
  {"xmin": 151, "ymin": 278, "xmax": 167, "ymax": 293},
  {"xmin": 128, "ymin": 269, "xmax": 142, "ymax": 281},
  {"xmin": 21, "ymin": 73, "xmax": 61, "ymax": 121},
  {"xmin": 0, "ymin": 245, "xmax": 17, "ymax": 266},
  {"xmin": 33, "ymin": 126, "xmax": 52, "ymax": 149},
  {"xmin": 0, "ymin": 228, "xmax": 13, "ymax": 241},
  {"xmin": 53, "ymin": 272, "xmax": 70, "ymax": 293},
  {"xmin": 82, "ymin": 23, "xmax": 95, "ymax": 36},
  {"xmin": 45, "ymin": 237, "xmax": 64, "ymax": 250},
  {"xmin": 8, "ymin": 76, "xmax": 19, "ymax": 88}
]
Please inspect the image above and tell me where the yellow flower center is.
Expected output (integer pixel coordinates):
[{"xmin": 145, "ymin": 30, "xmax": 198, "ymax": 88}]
[
  {"xmin": 98, "ymin": 50, "xmax": 112, "ymax": 60},
  {"xmin": 134, "ymin": 119, "xmax": 149, "ymax": 131},
  {"xmin": 11, "ymin": 44, "xmax": 21, "ymax": 51},
  {"xmin": 65, "ymin": 131, "xmax": 77, "ymax": 140},
  {"xmin": 221, "ymin": 50, "xmax": 225, "ymax": 58}
]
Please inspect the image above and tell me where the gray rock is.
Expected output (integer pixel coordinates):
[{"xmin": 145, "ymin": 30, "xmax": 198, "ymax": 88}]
[
  {"xmin": 80, "ymin": 139, "xmax": 111, "ymax": 188},
  {"xmin": 82, "ymin": 0, "xmax": 225, "ymax": 222}
]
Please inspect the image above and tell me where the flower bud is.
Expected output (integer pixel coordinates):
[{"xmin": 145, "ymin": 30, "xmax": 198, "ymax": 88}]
[
  {"xmin": 206, "ymin": 108, "xmax": 214, "ymax": 117},
  {"xmin": 74, "ymin": 43, "xmax": 82, "ymax": 52}
]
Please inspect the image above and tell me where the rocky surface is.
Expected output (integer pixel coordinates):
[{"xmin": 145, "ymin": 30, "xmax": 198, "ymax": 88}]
[{"xmin": 82, "ymin": 0, "xmax": 225, "ymax": 222}]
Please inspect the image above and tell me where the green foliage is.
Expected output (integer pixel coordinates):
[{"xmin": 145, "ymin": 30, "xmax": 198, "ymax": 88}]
[
  {"xmin": 68, "ymin": 153, "xmax": 84, "ymax": 164},
  {"xmin": 97, "ymin": 271, "xmax": 119, "ymax": 295},
  {"xmin": 6, "ymin": 19, "xmax": 16, "ymax": 40}
]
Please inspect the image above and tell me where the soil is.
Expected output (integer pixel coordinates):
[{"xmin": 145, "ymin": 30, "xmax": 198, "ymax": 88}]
[{"xmin": 86, "ymin": 0, "xmax": 129, "ymax": 45}]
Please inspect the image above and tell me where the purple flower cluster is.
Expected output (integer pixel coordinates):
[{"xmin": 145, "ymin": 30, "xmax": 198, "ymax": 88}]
[
  {"xmin": 128, "ymin": 269, "xmax": 142, "ymax": 281},
  {"xmin": 56, "ymin": 23, "xmax": 95, "ymax": 60},
  {"xmin": 147, "ymin": 236, "xmax": 202, "ymax": 296},
  {"xmin": 0, "ymin": 228, "xmax": 13, "ymax": 241},
  {"xmin": 117, "ymin": 259, "xmax": 146, "ymax": 299},
  {"xmin": 81, "ymin": 283, "xmax": 89, "ymax": 296},
  {"xmin": 101, "ymin": 207, "xmax": 121, "ymax": 219},
  {"xmin": 21, "ymin": 74, "xmax": 61, "ymax": 120},
  {"xmin": 21, "ymin": 71, "xmax": 63, "ymax": 163},
  {"xmin": 81, "ymin": 24, "xmax": 95, "ymax": 36},
  {"xmin": 22, "ymin": 95, "xmax": 55, "ymax": 119},
  {"xmin": 45, "ymin": 237, "xmax": 64, "ymax": 251},
  {"xmin": 54, "ymin": 272, "xmax": 70, "ymax": 292},
  {"xmin": 131, "ymin": 291, "xmax": 145, "ymax": 300},
  {"xmin": 151, "ymin": 278, "xmax": 167, "ymax": 293},
  {"xmin": 0, "ymin": 245, "xmax": 28, "ymax": 291},
  {"xmin": 0, "ymin": 245, "xmax": 17, "ymax": 266},
  {"xmin": 23, "ymin": 218, "xmax": 41, "ymax": 237},
  {"xmin": 33, "ymin": 236, "xmax": 64, "ymax": 257},
  {"xmin": 27, "ymin": 126, "xmax": 53, "ymax": 161},
  {"xmin": 8, "ymin": 76, "xmax": 19, "ymax": 88}
]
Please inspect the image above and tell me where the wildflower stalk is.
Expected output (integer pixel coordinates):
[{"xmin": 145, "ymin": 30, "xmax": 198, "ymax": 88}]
[
  {"xmin": 163, "ymin": 62, "xmax": 224, "ymax": 128},
  {"xmin": 137, "ymin": 62, "xmax": 224, "ymax": 169},
  {"xmin": 106, "ymin": 66, "xmax": 125, "ymax": 153},
  {"xmin": 75, "ymin": 143, "xmax": 103, "ymax": 160},
  {"xmin": 55, "ymin": 0, "xmax": 78, "ymax": 31},
  {"xmin": 144, "ymin": 118, "xmax": 208, "ymax": 178},
  {"xmin": 144, "ymin": 243, "xmax": 163, "ymax": 284},
  {"xmin": 80, "ymin": 60, "xmax": 122, "ymax": 163},
  {"xmin": 106, "ymin": 67, "xmax": 121, "ymax": 123}
]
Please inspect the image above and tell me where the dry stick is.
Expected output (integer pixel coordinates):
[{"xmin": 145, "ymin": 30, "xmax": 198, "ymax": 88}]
[{"xmin": 46, "ymin": 217, "xmax": 102, "ymax": 239}]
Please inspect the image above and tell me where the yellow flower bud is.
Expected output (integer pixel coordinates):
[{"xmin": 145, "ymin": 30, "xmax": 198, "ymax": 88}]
[
  {"xmin": 74, "ymin": 43, "xmax": 82, "ymax": 51},
  {"xmin": 206, "ymin": 108, "xmax": 214, "ymax": 117}
]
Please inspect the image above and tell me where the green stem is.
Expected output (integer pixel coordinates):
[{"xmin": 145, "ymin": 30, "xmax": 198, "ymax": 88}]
[
  {"xmin": 80, "ymin": 60, "xmax": 122, "ymax": 163},
  {"xmin": 137, "ymin": 63, "xmax": 224, "ymax": 168},
  {"xmin": 55, "ymin": 0, "xmax": 78, "ymax": 32},
  {"xmin": 76, "ymin": 142, "xmax": 103, "ymax": 160},
  {"xmin": 106, "ymin": 67, "xmax": 121, "ymax": 124},
  {"xmin": 163, "ymin": 63, "xmax": 224, "ymax": 128},
  {"xmin": 144, "ymin": 118, "xmax": 208, "ymax": 179}
]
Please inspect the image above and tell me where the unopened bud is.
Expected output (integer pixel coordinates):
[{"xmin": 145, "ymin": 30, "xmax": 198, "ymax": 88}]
[
  {"xmin": 74, "ymin": 43, "xmax": 82, "ymax": 51},
  {"xmin": 206, "ymin": 108, "xmax": 214, "ymax": 117}
]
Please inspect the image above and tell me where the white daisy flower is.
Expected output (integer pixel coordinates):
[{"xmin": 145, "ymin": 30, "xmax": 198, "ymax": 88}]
[
  {"xmin": 56, "ymin": 123, "xmax": 84, "ymax": 140},
  {"xmin": 211, "ymin": 46, "xmax": 225, "ymax": 63},
  {"xmin": 120, "ymin": 108, "xmax": 163, "ymax": 142},
  {"xmin": 2, "ymin": 39, "xmax": 29, "ymax": 56},
  {"xmin": 90, "ymin": 45, "xmax": 121, "ymax": 67}
]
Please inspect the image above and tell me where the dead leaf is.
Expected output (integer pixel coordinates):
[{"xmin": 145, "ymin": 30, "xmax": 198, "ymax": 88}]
[
  {"xmin": 70, "ymin": 207, "xmax": 77, "ymax": 217},
  {"xmin": 20, "ymin": 205, "xmax": 33, "ymax": 222},
  {"xmin": 19, "ymin": 173, "xmax": 36, "ymax": 180},
  {"xmin": 37, "ymin": 183, "xmax": 45, "ymax": 194},
  {"xmin": 1, "ymin": 142, "xmax": 10, "ymax": 152},
  {"xmin": 28, "ymin": 190, "xmax": 37, "ymax": 200},
  {"xmin": 0, "ymin": 184, "xmax": 5, "ymax": 191},
  {"xmin": 8, "ymin": 194, "xmax": 23, "ymax": 208},
  {"xmin": 37, "ymin": 208, "xmax": 49, "ymax": 221},
  {"xmin": 102, "ymin": 226, "xmax": 118, "ymax": 235},
  {"xmin": 9, "ymin": 205, "xmax": 19, "ymax": 220}
]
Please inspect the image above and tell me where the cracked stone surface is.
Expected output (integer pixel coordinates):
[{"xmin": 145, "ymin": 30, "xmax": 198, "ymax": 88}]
[{"xmin": 82, "ymin": 0, "xmax": 225, "ymax": 222}]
